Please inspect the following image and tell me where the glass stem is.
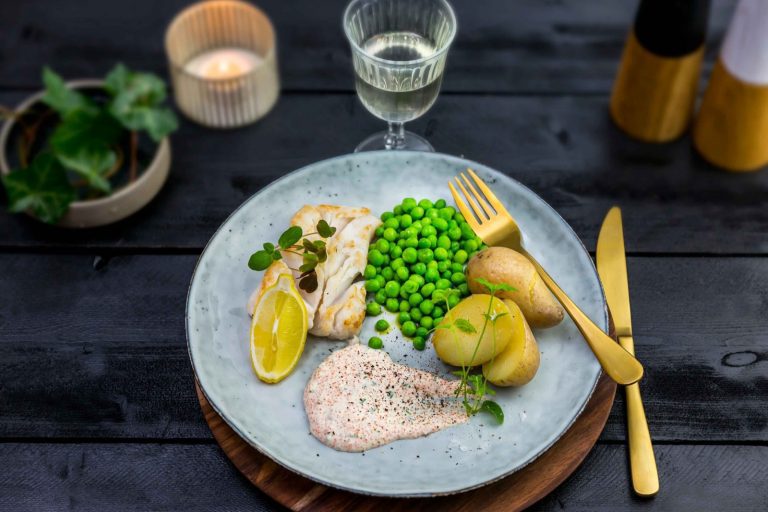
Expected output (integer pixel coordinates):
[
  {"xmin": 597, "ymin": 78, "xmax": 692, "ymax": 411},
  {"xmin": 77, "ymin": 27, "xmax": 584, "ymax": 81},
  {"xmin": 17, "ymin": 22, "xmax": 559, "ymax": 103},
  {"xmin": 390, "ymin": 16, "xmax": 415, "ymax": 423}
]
[{"xmin": 384, "ymin": 122, "xmax": 406, "ymax": 150}]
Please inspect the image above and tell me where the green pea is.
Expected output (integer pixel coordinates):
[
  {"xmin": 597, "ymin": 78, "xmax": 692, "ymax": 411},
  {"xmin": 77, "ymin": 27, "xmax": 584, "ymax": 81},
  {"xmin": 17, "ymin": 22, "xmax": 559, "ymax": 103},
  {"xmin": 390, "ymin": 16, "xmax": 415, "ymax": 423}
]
[
  {"xmin": 411, "ymin": 221, "xmax": 423, "ymax": 232},
  {"xmin": 419, "ymin": 316, "xmax": 433, "ymax": 329},
  {"xmin": 450, "ymin": 241, "xmax": 461, "ymax": 253},
  {"xmin": 375, "ymin": 226, "xmax": 385, "ymax": 238},
  {"xmin": 384, "ymin": 281, "xmax": 400, "ymax": 298},
  {"xmin": 418, "ymin": 199, "xmax": 433, "ymax": 210},
  {"xmin": 412, "ymin": 336, "xmax": 426, "ymax": 351},
  {"xmin": 425, "ymin": 208, "xmax": 439, "ymax": 220},
  {"xmin": 432, "ymin": 218, "xmax": 448, "ymax": 232},
  {"xmin": 393, "ymin": 205, "xmax": 403, "ymax": 215},
  {"xmin": 365, "ymin": 279, "xmax": 380, "ymax": 292},
  {"xmin": 399, "ymin": 214, "xmax": 412, "ymax": 228},
  {"xmin": 390, "ymin": 245, "xmax": 402, "ymax": 259},
  {"xmin": 408, "ymin": 292, "xmax": 424, "ymax": 306},
  {"xmin": 427, "ymin": 235, "xmax": 437, "ymax": 249},
  {"xmin": 410, "ymin": 206, "xmax": 425, "ymax": 219},
  {"xmin": 451, "ymin": 262, "xmax": 464, "ymax": 273},
  {"xmin": 434, "ymin": 247, "xmax": 449, "ymax": 261},
  {"xmin": 424, "ymin": 268, "xmax": 440, "ymax": 283},
  {"xmin": 437, "ymin": 260, "xmax": 450, "ymax": 273},
  {"xmin": 401, "ymin": 198, "xmax": 417, "ymax": 212},
  {"xmin": 397, "ymin": 238, "xmax": 407, "ymax": 248},
  {"xmin": 417, "ymin": 248, "xmax": 434, "ymax": 263},
  {"xmin": 442, "ymin": 270, "xmax": 452, "ymax": 280},
  {"xmin": 410, "ymin": 308, "xmax": 423, "ymax": 322},
  {"xmin": 405, "ymin": 237, "xmax": 419, "ymax": 249},
  {"xmin": 368, "ymin": 249, "xmax": 385, "ymax": 266},
  {"xmin": 447, "ymin": 226, "xmax": 462, "ymax": 241},
  {"xmin": 402, "ymin": 321, "xmax": 417, "ymax": 337},
  {"xmin": 421, "ymin": 217, "xmax": 432, "ymax": 226},
  {"xmin": 381, "ymin": 255, "xmax": 390, "ymax": 267},
  {"xmin": 411, "ymin": 262, "xmax": 427, "ymax": 275},
  {"xmin": 448, "ymin": 219, "xmax": 458, "ymax": 229},
  {"xmin": 417, "ymin": 238, "xmax": 431, "ymax": 249},
  {"xmin": 402, "ymin": 247, "xmax": 418, "ymax": 263},
  {"xmin": 375, "ymin": 319, "xmax": 390, "ymax": 332},
  {"xmin": 437, "ymin": 235, "xmax": 451, "ymax": 250},
  {"xmin": 363, "ymin": 264, "xmax": 377, "ymax": 280},
  {"xmin": 383, "ymin": 217, "xmax": 399, "ymax": 230},
  {"xmin": 374, "ymin": 275, "xmax": 386, "ymax": 288},
  {"xmin": 455, "ymin": 213, "xmax": 465, "ymax": 223},
  {"xmin": 421, "ymin": 283, "xmax": 436, "ymax": 298},
  {"xmin": 415, "ymin": 326, "xmax": 429, "ymax": 339},
  {"xmin": 432, "ymin": 289, "xmax": 447, "ymax": 302},
  {"xmin": 398, "ymin": 311, "xmax": 411, "ymax": 324},
  {"xmin": 451, "ymin": 272, "xmax": 466, "ymax": 285},
  {"xmin": 436, "ymin": 278, "xmax": 451, "ymax": 290},
  {"xmin": 366, "ymin": 302, "xmax": 381, "ymax": 316},
  {"xmin": 399, "ymin": 299, "xmax": 411, "ymax": 312},
  {"xmin": 368, "ymin": 336, "xmax": 383, "ymax": 349},
  {"xmin": 381, "ymin": 211, "xmax": 394, "ymax": 222},
  {"xmin": 419, "ymin": 299, "xmax": 435, "ymax": 315},
  {"xmin": 438, "ymin": 206, "xmax": 455, "ymax": 220},
  {"xmin": 390, "ymin": 258, "xmax": 405, "ymax": 271},
  {"xmin": 401, "ymin": 280, "xmax": 419, "ymax": 295},
  {"xmin": 374, "ymin": 290, "xmax": 387, "ymax": 304},
  {"xmin": 460, "ymin": 223, "xmax": 475, "ymax": 240},
  {"xmin": 462, "ymin": 239, "xmax": 479, "ymax": 253},
  {"xmin": 433, "ymin": 305, "xmax": 444, "ymax": 318},
  {"xmin": 376, "ymin": 238, "xmax": 390, "ymax": 254},
  {"xmin": 409, "ymin": 274, "xmax": 425, "ymax": 287},
  {"xmin": 395, "ymin": 266, "xmax": 409, "ymax": 281},
  {"xmin": 448, "ymin": 294, "xmax": 461, "ymax": 308},
  {"xmin": 433, "ymin": 316, "xmax": 444, "ymax": 327},
  {"xmin": 401, "ymin": 227, "xmax": 418, "ymax": 240},
  {"xmin": 453, "ymin": 249, "xmax": 468, "ymax": 264},
  {"xmin": 381, "ymin": 267, "xmax": 394, "ymax": 281},
  {"xmin": 385, "ymin": 298, "xmax": 400, "ymax": 312},
  {"xmin": 426, "ymin": 260, "xmax": 439, "ymax": 270},
  {"xmin": 458, "ymin": 283, "xmax": 470, "ymax": 296},
  {"xmin": 420, "ymin": 225, "xmax": 436, "ymax": 238},
  {"xmin": 434, "ymin": 199, "xmax": 447, "ymax": 209},
  {"xmin": 382, "ymin": 228, "xmax": 398, "ymax": 242}
]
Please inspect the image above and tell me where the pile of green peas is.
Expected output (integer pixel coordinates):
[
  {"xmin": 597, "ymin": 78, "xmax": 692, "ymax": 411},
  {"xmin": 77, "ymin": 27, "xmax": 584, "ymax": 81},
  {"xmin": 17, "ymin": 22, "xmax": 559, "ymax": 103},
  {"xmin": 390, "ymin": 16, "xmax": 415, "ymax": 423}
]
[{"xmin": 364, "ymin": 197, "xmax": 486, "ymax": 350}]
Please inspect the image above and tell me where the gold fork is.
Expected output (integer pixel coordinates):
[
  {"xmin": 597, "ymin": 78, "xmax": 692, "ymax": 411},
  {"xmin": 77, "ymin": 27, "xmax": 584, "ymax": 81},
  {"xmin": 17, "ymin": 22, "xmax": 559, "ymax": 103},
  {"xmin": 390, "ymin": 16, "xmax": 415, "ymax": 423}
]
[{"xmin": 449, "ymin": 169, "xmax": 644, "ymax": 385}]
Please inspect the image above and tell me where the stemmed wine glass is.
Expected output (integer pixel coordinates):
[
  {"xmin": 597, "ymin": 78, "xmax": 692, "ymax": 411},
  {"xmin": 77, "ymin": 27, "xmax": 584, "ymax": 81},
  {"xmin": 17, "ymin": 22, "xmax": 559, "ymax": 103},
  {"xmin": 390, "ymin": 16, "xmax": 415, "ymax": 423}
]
[{"xmin": 343, "ymin": 0, "xmax": 457, "ymax": 152}]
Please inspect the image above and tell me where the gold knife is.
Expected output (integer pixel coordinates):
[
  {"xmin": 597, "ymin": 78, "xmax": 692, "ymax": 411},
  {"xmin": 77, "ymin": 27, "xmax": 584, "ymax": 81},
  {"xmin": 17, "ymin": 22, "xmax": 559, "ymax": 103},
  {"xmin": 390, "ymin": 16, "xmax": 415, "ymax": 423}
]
[{"xmin": 596, "ymin": 207, "xmax": 659, "ymax": 497}]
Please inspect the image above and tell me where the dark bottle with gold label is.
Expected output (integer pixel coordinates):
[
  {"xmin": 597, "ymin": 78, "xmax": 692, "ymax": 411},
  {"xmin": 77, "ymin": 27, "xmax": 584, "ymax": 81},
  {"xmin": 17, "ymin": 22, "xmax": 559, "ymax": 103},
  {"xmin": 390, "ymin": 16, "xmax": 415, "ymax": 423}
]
[{"xmin": 611, "ymin": 0, "xmax": 710, "ymax": 142}]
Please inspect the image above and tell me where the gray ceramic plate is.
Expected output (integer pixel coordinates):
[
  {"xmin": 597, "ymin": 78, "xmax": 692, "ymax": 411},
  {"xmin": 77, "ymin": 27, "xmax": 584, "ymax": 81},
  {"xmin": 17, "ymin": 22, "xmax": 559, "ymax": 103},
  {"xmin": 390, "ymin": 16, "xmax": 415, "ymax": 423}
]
[{"xmin": 187, "ymin": 151, "xmax": 605, "ymax": 497}]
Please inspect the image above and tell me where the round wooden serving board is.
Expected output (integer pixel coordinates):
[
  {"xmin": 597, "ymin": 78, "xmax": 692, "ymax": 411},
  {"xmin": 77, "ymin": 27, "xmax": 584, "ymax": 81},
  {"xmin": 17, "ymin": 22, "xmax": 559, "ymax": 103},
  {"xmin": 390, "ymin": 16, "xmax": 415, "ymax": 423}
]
[{"xmin": 196, "ymin": 369, "xmax": 616, "ymax": 512}]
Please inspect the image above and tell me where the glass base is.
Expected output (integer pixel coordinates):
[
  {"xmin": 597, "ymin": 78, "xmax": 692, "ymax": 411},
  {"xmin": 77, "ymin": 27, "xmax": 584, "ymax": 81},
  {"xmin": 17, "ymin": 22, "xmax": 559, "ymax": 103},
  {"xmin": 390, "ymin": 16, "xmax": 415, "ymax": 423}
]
[{"xmin": 354, "ymin": 130, "xmax": 434, "ymax": 152}]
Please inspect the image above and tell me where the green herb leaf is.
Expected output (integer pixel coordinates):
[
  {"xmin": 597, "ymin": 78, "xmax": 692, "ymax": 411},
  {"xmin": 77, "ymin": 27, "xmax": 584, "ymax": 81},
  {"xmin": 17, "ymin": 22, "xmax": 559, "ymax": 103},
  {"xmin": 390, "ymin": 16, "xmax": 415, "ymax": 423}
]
[
  {"xmin": 263, "ymin": 242, "xmax": 275, "ymax": 254},
  {"xmin": 299, "ymin": 262, "xmax": 316, "ymax": 273},
  {"xmin": 316, "ymin": 246, "xmax": 327, "ymax": 263},
  {"xmin": 303, "ymin": 252, "xmax": 319, "ymax": 266},
  {"xmin": 105, "ymin": 63, "xmax": 178, "ymax": 141},
  {"xmin": 475, "ymin": 277, "xmax": 516, "ymax": 295},
  {"xmin": 2, "ymin": 152, "xmax": 76, "ymax": 224},
  {"xmin": 272, "ymin": 251, "xmax": 282, "ymax": 261},
  {"xmin": 299, "ymin": 272, "xmax": 318, "ymax": 293},
  {"xmin": 480, "ymin": 400, "xmax": 504, "ymax": 424},
  {"xmin": 248, "ymin": 250, "xmax": 274, "ymax": 271},
  {"xmin": 303, "ymin": 239, "xmax": 318, "ymax": 253},
  {"xmin": 278, "ymin": 226, "xmax": 302, "ymax": 249},
  {"xmin": 41, "ymin": 67, "xmax": 95, "ymax": 117},
  {"xmin": 454, "ymin": 318, "xmax": 477, "ymax": 334},
  {"xmin": 316, "ymin": 219, "xmax": 336, "ymax": 238}
]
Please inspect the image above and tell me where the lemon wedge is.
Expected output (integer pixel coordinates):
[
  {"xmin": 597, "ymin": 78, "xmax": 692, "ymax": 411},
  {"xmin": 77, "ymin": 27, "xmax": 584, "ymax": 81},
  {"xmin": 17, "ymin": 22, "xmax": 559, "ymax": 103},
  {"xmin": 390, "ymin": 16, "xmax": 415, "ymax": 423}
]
[{"xmin": 250, "ymin": 273, "xmax": 308, "ymax": 383}]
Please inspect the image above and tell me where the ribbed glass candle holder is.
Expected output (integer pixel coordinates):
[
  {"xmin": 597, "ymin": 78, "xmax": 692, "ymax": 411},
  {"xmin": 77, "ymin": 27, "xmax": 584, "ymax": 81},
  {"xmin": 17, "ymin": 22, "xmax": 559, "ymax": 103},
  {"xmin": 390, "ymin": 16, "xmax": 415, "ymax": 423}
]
[{"xmin": 165, "ymin": 0, "xmax": 279, "ymax": 128}]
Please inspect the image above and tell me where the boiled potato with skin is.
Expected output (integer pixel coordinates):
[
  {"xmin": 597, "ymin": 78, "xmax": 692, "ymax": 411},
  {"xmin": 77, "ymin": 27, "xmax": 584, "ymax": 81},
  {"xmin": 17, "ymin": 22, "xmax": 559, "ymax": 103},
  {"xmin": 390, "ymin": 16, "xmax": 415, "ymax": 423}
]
[
  {"xmin": 483, "ymin": 300, "xmax": 540, "ymax": 386},
  {"xmin": 466, "ymin": 247, "xmax": 564, "ymax": 328},
  {"xmin": 432, "ymin": 294, "xmax": 513, "ymax": 367}
]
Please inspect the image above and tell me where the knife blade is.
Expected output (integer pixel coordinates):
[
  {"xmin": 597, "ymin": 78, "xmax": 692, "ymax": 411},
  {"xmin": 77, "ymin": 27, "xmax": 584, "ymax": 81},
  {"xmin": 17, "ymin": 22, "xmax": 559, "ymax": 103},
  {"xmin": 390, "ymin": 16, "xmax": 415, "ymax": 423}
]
[{"xmin": 596, "ymin": 206, "xmax": 659, "ymax": 497}]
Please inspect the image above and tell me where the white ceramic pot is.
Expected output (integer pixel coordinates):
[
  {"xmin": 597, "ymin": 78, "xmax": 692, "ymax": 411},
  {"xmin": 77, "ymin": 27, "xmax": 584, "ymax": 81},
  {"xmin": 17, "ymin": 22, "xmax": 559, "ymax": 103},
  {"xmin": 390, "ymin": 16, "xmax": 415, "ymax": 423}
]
[{"xmin": 0, "ymin": 79, "xmax": 172, "ymax": 228}]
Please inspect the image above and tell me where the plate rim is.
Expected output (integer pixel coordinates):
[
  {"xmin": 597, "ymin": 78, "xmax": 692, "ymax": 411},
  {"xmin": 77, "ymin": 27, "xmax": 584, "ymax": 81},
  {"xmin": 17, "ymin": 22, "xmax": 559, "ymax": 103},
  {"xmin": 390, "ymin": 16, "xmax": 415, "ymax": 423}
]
[{"xmin": 186, "ymin": 150, "xmax": 608, "ymax": 497}]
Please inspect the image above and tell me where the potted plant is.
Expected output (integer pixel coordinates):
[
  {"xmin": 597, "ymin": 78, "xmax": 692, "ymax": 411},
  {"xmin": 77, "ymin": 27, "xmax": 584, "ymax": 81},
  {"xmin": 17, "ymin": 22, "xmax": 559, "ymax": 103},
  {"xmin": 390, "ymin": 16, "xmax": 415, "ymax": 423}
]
[{"xmin": 0, "ymin": 64, "xmax": 178, "ymax": 228}]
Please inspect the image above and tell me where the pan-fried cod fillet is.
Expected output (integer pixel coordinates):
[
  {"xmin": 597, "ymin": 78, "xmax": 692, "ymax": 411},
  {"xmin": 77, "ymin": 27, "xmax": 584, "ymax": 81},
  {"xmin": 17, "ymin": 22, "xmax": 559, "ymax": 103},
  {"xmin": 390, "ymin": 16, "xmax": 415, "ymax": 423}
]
[{"xmin": 249, "ymin": 205, "xmax": 380, "ymax": 340}]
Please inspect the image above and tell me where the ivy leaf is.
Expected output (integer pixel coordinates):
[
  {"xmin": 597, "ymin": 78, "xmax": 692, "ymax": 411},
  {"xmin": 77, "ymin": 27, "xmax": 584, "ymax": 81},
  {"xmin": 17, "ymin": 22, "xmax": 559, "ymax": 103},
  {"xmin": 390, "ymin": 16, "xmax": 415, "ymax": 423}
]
[
  {"xmin": 316, "ymin": 219, "xmax": 336, "ymax": 238},
  {"xmin": 480, "ymin": 400, "xmax": 504, "ymax": 424},
  {"xmin": 41, "ymin": 67, "xmax": 95, "ymax": 117},
  {"xmin": 299, "ymin": 273, "xmax": 318, "ymax": 293},
  {"xmin": 278, "ymin": 226, "xmax": 302, "ymax": 249},
  {"xmin": 454, "ymin": 318, "xmax": 477, "ymax": 334},
  {"xmin": 50, "ymin": 108, "xmax": 122, "ymax": 192},
  {"xmin": 2, "ymin": 152, "xmax": 76, "ymax": 224},
  {"xmin": 248, "ymin": 250, "xmax": 273, "ymax": 271},
  {"xmin": 106, "ymin": 63, "xmax": 178, "ymax": 141}
]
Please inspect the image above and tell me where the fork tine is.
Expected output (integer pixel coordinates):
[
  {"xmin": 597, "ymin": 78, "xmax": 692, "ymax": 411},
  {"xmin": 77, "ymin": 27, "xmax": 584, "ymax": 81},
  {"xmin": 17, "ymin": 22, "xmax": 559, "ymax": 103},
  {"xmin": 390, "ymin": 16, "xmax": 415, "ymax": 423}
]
[
  {"xmin": 455, "ymin": 177, "xmax": 489, "ymax": 223},
  {"xmin": 449, "ymin": 181, "xmax": 482, "ymax": 233},
  {"xmin": 461, "ymin": 173, "xmax": 495, "ymax": 218},
  {"xmin": 466, "ymin": 168, "xmax": 509, "ymax": 214}
]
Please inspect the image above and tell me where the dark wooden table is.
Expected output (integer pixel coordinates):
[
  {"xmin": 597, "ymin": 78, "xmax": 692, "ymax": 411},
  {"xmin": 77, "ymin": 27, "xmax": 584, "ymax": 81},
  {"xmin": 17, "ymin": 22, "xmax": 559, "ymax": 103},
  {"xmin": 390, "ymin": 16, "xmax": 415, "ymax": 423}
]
[{"xmin": 1, "ymin": 0, "xmax": 766, "ymax": 510}]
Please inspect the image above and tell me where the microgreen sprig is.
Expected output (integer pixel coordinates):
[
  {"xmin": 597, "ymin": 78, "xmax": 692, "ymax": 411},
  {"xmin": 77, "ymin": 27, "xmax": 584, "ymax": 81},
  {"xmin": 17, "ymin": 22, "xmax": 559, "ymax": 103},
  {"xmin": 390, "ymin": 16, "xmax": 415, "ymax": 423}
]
[
  {"xmin": 248, "ymin": 220, "xmax": 336, "ymax": 293},
  {"xmin": 433, "ymin": 279, "xmax": 517, "ymax": 424}
]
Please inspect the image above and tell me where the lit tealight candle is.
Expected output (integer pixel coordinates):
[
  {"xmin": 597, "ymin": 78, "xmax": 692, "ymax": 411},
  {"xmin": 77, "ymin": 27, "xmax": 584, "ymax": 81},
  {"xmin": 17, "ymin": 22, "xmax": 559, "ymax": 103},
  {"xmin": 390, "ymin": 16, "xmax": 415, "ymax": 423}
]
[{"xmin": 184, "ymin": 47, "xmax": 263, "ymax": 80}]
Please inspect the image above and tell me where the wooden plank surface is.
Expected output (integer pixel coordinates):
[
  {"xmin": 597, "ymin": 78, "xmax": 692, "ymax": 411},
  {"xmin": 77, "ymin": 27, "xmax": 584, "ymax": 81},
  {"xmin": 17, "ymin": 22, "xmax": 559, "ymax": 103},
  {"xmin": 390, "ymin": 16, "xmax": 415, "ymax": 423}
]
[
  {"xmin": 1, "ymin": 92, "xmax": 766, "ymax": 253},
  {"xmin": 0, "ymin": 0, "xmax": 737, "ymax": 93},
  {"xmin": 1, "ymin": 254, "xmax": 765, "ymax": 442},
  {"xmin": 0, "ymin": 443, "xmax": 764, "ymax": 512}
]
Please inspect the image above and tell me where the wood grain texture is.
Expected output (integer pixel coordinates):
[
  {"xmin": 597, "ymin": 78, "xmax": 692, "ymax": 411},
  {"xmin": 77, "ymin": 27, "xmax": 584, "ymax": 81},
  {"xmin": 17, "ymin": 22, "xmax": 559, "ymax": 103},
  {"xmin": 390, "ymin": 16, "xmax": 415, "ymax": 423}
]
[
  {"xmin": 611, "ymin": 32, "xmax": 704, "ymax": 142},
  {"xmin": 0, "ymin": 254, "xmax": 765, "ymax": 442},
  {"xmin": 0, "ymin": 0, "xmax": 736, "ymax": 93},
  {"xmin": 0, "ymin": 442, "xmax": 765, "ymax": 512},
  {"xmin": 1, "ymin": 92, "xmax": 767, "ymax": 253},
  {"xmin": 196, "ymin": 375, "xmax": 616, "ymax": 512}
]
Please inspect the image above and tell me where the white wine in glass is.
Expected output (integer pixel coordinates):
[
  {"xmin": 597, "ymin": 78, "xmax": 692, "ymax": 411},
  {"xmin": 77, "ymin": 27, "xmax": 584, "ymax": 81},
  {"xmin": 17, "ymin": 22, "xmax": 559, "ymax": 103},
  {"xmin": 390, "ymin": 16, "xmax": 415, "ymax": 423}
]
[{"xmin": 344, "ymin": 0, "xmax": 457, "ymax": 151}]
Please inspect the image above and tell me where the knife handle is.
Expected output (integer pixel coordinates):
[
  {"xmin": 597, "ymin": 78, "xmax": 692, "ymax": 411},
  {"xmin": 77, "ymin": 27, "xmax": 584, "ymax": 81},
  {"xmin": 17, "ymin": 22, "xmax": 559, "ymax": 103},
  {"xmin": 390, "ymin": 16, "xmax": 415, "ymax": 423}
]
[{"xmin": 620, "ymin": 335, "xmax": 659, "ymax": 497}]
